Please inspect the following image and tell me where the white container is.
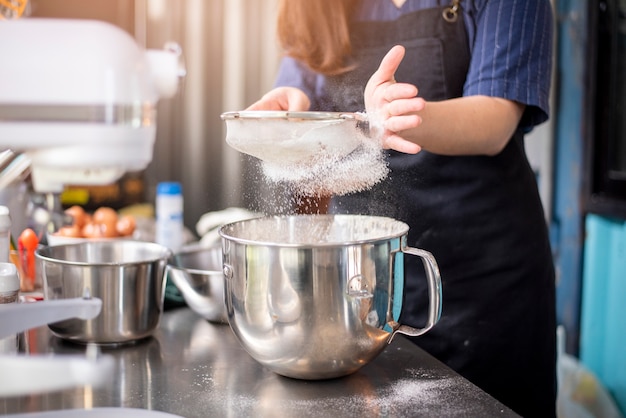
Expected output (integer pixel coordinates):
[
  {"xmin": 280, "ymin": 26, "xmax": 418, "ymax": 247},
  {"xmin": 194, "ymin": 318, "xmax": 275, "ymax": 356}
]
[
  {"xmin": 0, "ymin": 206, "xmax": 11, "ymax": 263},
  {"xmin": 0, "ymin": 262, "xmax": 20, "ymax": 354},
  {"xmin": 155, "ymin": 182, "xmax": 184, "ymax": 252},
  {"xmin": 0, "ymin": 183, "xmax": 28, "ymax": 241}
]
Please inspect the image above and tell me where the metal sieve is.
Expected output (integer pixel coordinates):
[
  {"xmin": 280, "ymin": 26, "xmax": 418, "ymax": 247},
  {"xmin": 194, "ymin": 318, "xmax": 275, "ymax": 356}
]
[{"xmin": 220, "ymin": 111, "xmax": 369, "ymax": 165}]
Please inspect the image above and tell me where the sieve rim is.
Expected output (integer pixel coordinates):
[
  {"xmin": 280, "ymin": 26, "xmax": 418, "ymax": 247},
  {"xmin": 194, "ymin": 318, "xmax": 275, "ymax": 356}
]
[{"xmin": 220, "ymin": 111, "xmax": 366, "ymax": 121}]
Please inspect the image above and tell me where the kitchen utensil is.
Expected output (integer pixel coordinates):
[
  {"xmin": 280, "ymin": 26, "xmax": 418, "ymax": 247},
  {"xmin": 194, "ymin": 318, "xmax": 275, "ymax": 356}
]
[
  {"xmin": 0, "ymin": 0, "xmax": 28, "ymax": 19},
  {"xmin": 36, "ymin": 240, "xmax": 172, "ymax": 345},
  {"xmin": 219, "ymin": 214, "xmax": 442, "ymax": 379},
  {"xmin": 0, "ymin": 150, "xmax": 16, "ymax": 172},
  {"xmin": 0, "ymin": 181, "xmax": 28, "ymax": 242},
  {"xmin": 0, "ymin": 296, "xmax": 101, "ymax": 339},
  {"xmin": 17, "ymin": 227, "xmax": 38, "ymax": 291},
  {"xmin": 0, "ymin": 344, "xmax": 115, "ymax": 397},
  {"xmin": 167, "ymin": 246, "xmax": 226, "ymax": 323},
  {"xmin": 2, "ymin": 408, "xmax": 186, "ymax": 418},
  {"xmin": 0, "ymin": 153, "xmax": 31, "ymax": 189},
  {"xmin": 220, "ymin": 111, "xmax": 368, "ymax": 165},
  {"xmin": 0, "ymin": 294, "xmax": 115, "ymax": 397}
]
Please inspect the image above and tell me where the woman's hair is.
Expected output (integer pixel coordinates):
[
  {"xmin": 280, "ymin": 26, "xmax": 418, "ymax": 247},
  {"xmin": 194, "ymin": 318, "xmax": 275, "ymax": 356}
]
[{"xmin": 276, "ymin": 0, "xmax": 359, "ymax": 76}]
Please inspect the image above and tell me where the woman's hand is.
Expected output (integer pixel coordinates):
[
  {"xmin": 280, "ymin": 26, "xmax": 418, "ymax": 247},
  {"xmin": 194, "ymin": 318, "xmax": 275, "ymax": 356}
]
[
  {"xmin": 247, "ymin": 86, "xmax": 311, "ymax": 111},
  {"xmin": 364, "ymin": 45, "xmax": 425, "ymax": 154}
]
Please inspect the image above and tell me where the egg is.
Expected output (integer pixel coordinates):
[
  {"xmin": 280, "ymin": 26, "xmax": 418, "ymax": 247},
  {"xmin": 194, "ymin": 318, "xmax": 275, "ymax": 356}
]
[
  {"xmin": 64, "ymin": 205, "xmax": 87, "ymax": 228},
  {"xmin": 116, "ymin": 215, "xmax": 136, "ymax": 237},
  {"xmin": 99, "ymin": 221, "xmax": 119, "ymax": 238},
  {"xmin": 91, "ymin": 207, "xmax": 118, "ymax": 237},
  {"xmin": 82, "ymin": 222, "xmax": 105, "ymax": 238},
  {"xmin": 92, "ymin": 207, "xmax": 118, "ymax": 225},
  {"xmin": 55, "ymin": 224, "xmax": 82, "ymax": 238}
]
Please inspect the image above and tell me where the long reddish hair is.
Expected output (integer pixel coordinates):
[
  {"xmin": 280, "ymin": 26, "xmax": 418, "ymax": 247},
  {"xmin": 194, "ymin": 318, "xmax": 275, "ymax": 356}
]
[{"xmin": 276, "ymin": 0, "xmax": 359, "ymax": 75}]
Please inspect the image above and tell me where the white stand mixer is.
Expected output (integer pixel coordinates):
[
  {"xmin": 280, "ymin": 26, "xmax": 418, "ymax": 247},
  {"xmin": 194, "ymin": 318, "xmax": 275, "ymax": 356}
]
[
  {"xmin": 0, "ymin": 17, "xmax": 184, "ymax": 397},
  {"xmin": 0, "ymin": 18, "xmax": 184, "ymax": 193}
]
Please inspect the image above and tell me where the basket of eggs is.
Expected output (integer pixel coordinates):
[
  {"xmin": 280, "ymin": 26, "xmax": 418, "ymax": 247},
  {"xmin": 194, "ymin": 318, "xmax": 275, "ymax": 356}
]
[{"xmin": 49, "ymin": 205, "xmax": 137, "ymax": 245}]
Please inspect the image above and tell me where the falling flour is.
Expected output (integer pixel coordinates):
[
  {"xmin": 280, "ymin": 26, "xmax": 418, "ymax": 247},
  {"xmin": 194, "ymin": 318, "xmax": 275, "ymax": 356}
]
[{"xmin": 260, "ymin": 123, "xmax": 389, "ymax": 197}]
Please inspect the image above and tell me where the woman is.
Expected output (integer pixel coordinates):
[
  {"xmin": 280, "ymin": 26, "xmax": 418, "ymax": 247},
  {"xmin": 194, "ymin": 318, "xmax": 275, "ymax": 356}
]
[{"xmin": 249, "ymin": 1, "xmax": 556, "ymax": 416}]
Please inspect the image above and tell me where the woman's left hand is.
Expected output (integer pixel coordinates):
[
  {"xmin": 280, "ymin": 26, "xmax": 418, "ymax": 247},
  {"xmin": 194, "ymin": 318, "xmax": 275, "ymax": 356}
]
[{"xmin": 365, "ymin": 45, "xmax": 425, "ymax": 154}]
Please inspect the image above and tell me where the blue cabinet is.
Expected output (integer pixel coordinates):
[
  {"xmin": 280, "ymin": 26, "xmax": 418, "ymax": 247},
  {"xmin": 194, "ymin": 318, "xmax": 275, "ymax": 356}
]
[{"xmin": 581, "ymin": 214, "xmax": 626, "ymax": 412}]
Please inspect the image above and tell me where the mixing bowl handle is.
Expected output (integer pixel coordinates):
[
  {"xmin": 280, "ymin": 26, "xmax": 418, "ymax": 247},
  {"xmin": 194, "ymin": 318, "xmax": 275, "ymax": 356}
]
[{"xmin": 389, "ymin": 246, "xmax": 442, "ymax": 342}]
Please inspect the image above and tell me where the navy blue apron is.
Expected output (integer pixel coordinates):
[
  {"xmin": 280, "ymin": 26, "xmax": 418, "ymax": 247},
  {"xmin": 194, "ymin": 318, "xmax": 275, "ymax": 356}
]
[{"xmin": 322, "ymin": 4, "xmax": 556, "ymax": 417}]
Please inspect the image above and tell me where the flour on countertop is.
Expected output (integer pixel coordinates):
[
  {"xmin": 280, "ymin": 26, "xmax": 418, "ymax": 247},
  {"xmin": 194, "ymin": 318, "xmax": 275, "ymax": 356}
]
[{"xmin": 185, "ymin": 366, "xmax": 502, "ymax": 417}]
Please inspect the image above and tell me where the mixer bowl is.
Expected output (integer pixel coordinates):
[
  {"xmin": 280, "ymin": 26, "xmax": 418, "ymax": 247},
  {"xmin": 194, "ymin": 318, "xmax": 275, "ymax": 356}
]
[
  {"xmin": 219, "ymin": 214, "xmax": 442, "ymax": 380},
  {"xmin": 36, "ymin": 240, "xmax": 172, "ymax": 345}
]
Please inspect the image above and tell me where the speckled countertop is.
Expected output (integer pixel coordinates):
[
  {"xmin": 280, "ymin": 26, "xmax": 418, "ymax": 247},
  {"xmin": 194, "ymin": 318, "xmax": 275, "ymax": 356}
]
[{"xmin": 0, "ymin": 308, "xmax": 518, "ymax": 418}]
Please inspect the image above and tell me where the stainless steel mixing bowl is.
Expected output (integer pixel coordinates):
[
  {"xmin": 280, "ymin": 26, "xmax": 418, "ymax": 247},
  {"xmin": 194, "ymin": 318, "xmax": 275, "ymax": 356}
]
[
  {"xmin": 219, "ymin": 214, "xmax": 442, "ymax": 380},
  {"xmin": 167, "ymin": 246, "xmax": 226, "ymax": 323},
  {"xmin": 36, "ymin": 240, "xmax": 172, "ymax": 345}
]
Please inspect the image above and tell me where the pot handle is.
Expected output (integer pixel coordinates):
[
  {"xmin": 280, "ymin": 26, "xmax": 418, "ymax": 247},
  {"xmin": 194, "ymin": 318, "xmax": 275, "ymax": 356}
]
[
  {"xmin": 388, "ymin": 246, "xmax": 442, "ymax": 342},
  {"xmin": 0, "ymin": 297, "xmax": 102, "ymax": 339}
]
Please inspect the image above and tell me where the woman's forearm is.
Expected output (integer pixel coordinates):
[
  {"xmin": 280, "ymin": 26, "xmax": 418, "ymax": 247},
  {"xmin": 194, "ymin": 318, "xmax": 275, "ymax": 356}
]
[{"xmin": 399, "ymin": 95, "xmax": 525, "ymax": 156}]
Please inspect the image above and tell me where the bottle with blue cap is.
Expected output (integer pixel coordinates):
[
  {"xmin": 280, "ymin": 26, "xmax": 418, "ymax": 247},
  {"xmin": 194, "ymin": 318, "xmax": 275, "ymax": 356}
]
[{"xmin": 155, "ymin": 182, "xmax": 184, "ymax": 253}]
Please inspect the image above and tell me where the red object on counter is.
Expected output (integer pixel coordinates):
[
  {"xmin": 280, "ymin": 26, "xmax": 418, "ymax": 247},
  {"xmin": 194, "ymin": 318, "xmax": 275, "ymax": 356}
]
[{"xmin": 18, "ymin": 228, "xmax": 39, "ymax": 292}]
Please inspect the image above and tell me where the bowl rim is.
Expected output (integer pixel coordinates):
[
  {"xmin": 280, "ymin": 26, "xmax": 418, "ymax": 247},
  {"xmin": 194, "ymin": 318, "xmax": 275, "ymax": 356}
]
[
  {"xmin": 218, "ymin": 214, "xmax": 409, "ymax": 248},
  {"xmin": 35, "ymin": 240, "xmax": 172, "ymax": 267},
  {"xmin": 168, "ymin": 245, "xmax": 222, "ymax": 275}
]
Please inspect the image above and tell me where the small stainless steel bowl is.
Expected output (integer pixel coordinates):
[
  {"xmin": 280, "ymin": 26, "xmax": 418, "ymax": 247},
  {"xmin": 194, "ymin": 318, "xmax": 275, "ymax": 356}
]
[
  {"xmin": 36, "ymin": 240, "xmax": 172, "ymax": 345},
  {"xmin": 167, "ymin": 246, "xmax": 226, "ymax": 323}
]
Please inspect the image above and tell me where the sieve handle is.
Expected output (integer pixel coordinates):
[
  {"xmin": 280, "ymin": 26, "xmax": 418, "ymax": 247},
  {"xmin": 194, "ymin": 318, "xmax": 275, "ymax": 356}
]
[{"xmin": 388, "ymin": 246, "xmax": 442, "ymax": 342}]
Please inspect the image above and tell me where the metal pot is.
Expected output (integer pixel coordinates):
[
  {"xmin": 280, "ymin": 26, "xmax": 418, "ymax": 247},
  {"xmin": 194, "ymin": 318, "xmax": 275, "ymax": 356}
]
[
  {"xmin": 167, "ymin": 246, "xmax": 227, "ymax": 323},
  {"xmin": 218, "ymin": 214, "xmax": 442, "ymax": 380},
  {"xmin": 36, "ymin": 240, "xmax": 172, "ymax": 345}
]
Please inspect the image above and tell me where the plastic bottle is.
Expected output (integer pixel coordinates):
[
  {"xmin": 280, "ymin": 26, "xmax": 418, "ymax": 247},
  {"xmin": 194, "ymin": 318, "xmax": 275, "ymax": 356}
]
[
  {"xmin": 0, "ymin": 206, "xmax": 11, "ymax": 263},
  {"xmin": 0, "ymin": 262, "xmax": 20, "ymax": 354},
  {"xmin": 155, "ymin": 182, "xmax": 184, "ymax": 253}
]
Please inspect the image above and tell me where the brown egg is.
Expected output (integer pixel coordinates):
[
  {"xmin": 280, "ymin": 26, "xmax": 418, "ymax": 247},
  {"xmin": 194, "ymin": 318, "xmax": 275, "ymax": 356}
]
[
  {"xmin": 99, "ymin": 221, "xmax": 119, "ymax": 238},
  {"xmin": 55, "ymin": 224, "xmax": 82, "ymax": 237},
  {"xmin": 116, "ymin": 215, "xmax": 136, "ymax": 237},
  {"xmin": 82, "ymin": 222, "xmax": 104, "ymax": 238},
  {"xmin": 64, "ymin": 205, "xmax": 87, "ymax": 228},
  {"xmin": 91, "ymin": 207, "xmax": 118, "ymax": 238},
  {"xmin": 92, "ymin": 207, "xmax": 118, "ymax": 225}
]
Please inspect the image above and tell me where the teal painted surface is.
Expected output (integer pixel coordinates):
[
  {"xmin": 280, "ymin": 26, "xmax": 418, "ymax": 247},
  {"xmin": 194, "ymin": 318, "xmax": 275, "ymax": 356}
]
[
  {"xmin": 581, "ymin": 214, "xmax": 626, "ymax": 413},
  {"xmin": 551, "ymin": 0, "xmax": 588, "ymax": 355}
]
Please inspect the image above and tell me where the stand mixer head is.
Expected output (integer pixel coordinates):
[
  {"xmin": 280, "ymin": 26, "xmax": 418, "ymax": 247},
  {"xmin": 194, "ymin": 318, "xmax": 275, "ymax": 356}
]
[{"xmin": 0, "ymin": 18, "xmax": 185, "ymax": 193}]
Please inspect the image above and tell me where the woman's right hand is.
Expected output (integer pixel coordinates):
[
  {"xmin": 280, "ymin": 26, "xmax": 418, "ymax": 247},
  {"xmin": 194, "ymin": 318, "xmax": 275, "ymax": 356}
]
[{"xmin": 246, "ymin": 86, "xmax": 311, "ymax": 111}]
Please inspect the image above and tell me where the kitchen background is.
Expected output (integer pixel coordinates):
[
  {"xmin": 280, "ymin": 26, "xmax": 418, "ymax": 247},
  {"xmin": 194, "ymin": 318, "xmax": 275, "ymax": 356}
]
[
  {"xmin": 15, "ymin": 0, "xmax": 626, "ymax": 414},
  {"xmin": 28, "ymin": 0, "xmax": 282, "ymax": 227}
]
